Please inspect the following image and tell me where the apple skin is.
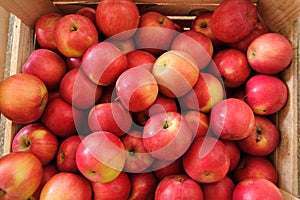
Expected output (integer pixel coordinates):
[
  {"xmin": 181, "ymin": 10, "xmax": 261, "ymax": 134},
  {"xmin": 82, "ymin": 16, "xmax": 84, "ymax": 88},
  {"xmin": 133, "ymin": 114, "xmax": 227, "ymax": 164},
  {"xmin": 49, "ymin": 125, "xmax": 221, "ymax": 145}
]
[
  {"xmin": 245, "ymin": 74, "xmax": 288, "ymax": 115},
  {"xmin": 211, "ymin": 0, "xmax": 258, "ymax": 43},
  {"xmin": 35, "ymin": 13, "xmax": 62, "ymax": 51},
  {"xmin": 95, "ymin": 0, "xmax": 140, "ymax": 40},
  {"xmin": 88, "ymin": 102, "xmax": 132, "ymax": 137},
  {"xmin": 115, "ymin": 67, "xmax": 159, "ymax": 112},
  {"xmin": 210, "ymin": 98, "xmax": 255, "ymax": 140},
  {"xmin": 221, "ymin": 139, "xmax": 241, "ymax": 172},
  {"xmin": 0, "ymin": 73, "xmax": 48, "ymax": 124},
  {"xmin": 232, "ymin": 155, "xmax": 278, "ymax": 184},
  {"xmin": 66, "ymin": 57, "xmax": 82, "ymax": 70},
  {"xmin": 171, "ymin": 30, "xmax": 214, "ymax": 70},
  {"xmin": 236, "ymin": 115, "xmax": 280, "ymax": 156},
  {"xmin": 201, "ymin": 176, "xmax": 235, "ymax": 200},
  {"xmin": 183, "ymin": 110, "xmax": 209, "ymax": 138},
  {"xmin": 75, "ymin": 131, "xmax": 126, "ymax": 183},
  {"xmin": 247, "ymin": 32, "xmax": 293, "ymax": 74},
  {"xmin": 92, "ymin": 172, "xmax": 131, "ymax": 200},
  {"xmin": 56, "ymin": 135, "xmax": 82, "ymax": 173},
  {"xmin": 81, "ymin": 41, "xmax": 128, "ymax": 86},
  {"xmin": 134, "ymin": 11, "xmax": 177, "ymax": 54},
  {"xmin": 152, "ymin": 50, "xmax": 199, "ymax": 98},
  {"xmin": 40, "ymin": 172, "xmax": 92, "ymax": 200},
  {"xmin": 182, "ymin": 136, "xmax": 230, "ymax": 183},
  {"xmin": 213, "ymin": 48, "xmax": 251, "ymax": 88},
  {"xmin": 76, "ymin": 7, "xmax": 97, "ymax": 25},
  {"xmin": 54, "ymin": 14, "xmax": 98, "ymax": 58},
  {"xmin": 59, "ymin": 68, "xmax": 102, "ymax": 109},
  {"xmin": 0, "ymin": 152, "xmax": 43, "ymax": 200},
  {"xmin": 109, "ymin": 38, "xmax": 136, "ymax": 54},
  {"xmin": 155, "ymin": 174, "xmax": 204, "ymax": 200},
  {"xmin": 121, "ymin": 131, "xmax": 155, "ymax": 173},
  {"xmin": 232, "ymin": 178, "xmax": 283, "ymax": 200},
  {"xmin": 143, "ymin": 112, "xmax": 193, "ymax": 161},
  {"xmin": 128, "ymin": 172, "xmax": 158, "ymax": 200},
  {"xmin": 153, "ymin": 158, "xmax": 184, "ymax": 180},
  {"xmin": 126, "ymin": 50, "xmax": 156, "ymax": 72},
  {"xmin": 11, "ymin": 123, "xmax": 59, "ymax": 166}
]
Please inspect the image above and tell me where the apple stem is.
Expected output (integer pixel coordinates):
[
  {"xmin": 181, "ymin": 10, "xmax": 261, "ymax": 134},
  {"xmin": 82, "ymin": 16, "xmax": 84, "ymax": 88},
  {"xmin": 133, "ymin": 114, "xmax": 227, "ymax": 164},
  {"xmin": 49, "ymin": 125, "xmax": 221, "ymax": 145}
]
[
  {"xmin": 0, "ymin": 189, "xmax": 6, "ymax": 196},
  {"xmin": 163, "ymin": 119, "xmax": 171, "ymax": 129},
  {"xmin": 256, "ymin": 128, "xmax": 262, "ymax": 142},
  {"xmin": 25, "ymin": 140, "xmax": 31, "ymax": 147}
]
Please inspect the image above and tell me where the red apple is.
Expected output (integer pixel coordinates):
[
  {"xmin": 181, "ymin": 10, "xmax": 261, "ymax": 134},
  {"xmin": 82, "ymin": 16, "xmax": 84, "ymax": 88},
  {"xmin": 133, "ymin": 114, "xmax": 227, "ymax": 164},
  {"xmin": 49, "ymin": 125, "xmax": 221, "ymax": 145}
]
[
  {"xmin": 237, "ymin": 115, "xmax": 280, "ymax": 156},
  {"xmin": 54, "ymin": 14, "xmax": 98, "ymax": 58},
  {"xmin": 126, "ymin": 49, "xmax": 156, "ymax": 71},
  {"xmin": 66, "ymin": 57, "xmax": 81, "ymax": 70},
  {"xmin": 221, "ymin": 139, "xmax": 241, "ymax": 172},
  {"xmin": 213, "ymin": 48, "xmax": 251, "ymax": 88},
  {"xmin": 182, "ymin": 136, "xmax": 230, "ymax": 183},
  {"xmin": 232, "ymin": 178, "xmax": 283, "ymax": 200},
  {"xmin": 11, "ymin": 123, "xmax": 59, "ymax": 166},
  {"xmin": 88, "ymin": 102, "xmax": 132, "ymax": 137},
  {"xmin": 211, "ymin": 0, "xmax": 258, "ymax": 43},
  {"xmin": 245, "ymin": 74, "xmax": 288, "ymax": 115},
  {"xmin": 210, "ymin": 98, "xmax": 255, "ymax": 140},
  {"xmin": 171, "ymin": 30, "xmax": 214, "ymax": 70},
  {"xmin": 92, "ymin": 172, "xmax": 131, "ymax": 200},
  {"xmin": 59, "ymin": 68, "xmax": 102, "ymax": 109},
  {"xmin": 143, "ymin": 112, "xmax": 193, "ymax": 161},
  {"xmin": 121, "ymin": 131, "xmax": 155, "ymax": 173},
  {"xmin": 35, "ymin": 13, "xmax": 63, "ymax": 51},
  {"xmin": 56, "ymin": 135, "xmax": 82, "ymax": 173},
  {"xmin": 155, "ymin": 174, "xmax": 204, "ymax": 200},
  {"xmin": 247, "ymin": 32, "xmax": 293, "ymax": 74},
  {"xmin": 232, "ymin": 155, "xmax": 278, "ymax": 184},
  {"xmin": 0, "ymin": 152, "xmax": 43, "ymax": 200},
  {"xmin": 115, "ymin": 67, "xmax": 159, "ymax": 112},
  {"xmin": 40, "ymin": 172, "xmax": 92, "ymax": 200},
  {"xmin": 153, "ymin": 158, "xmax": 184, "ymax": 180},
  {"xmin": 0, "ymin": 73, "xmax": 48, "ymax": 124},
  {"xmin": 201, "ymin": 176, "xmax": 235, "ymax": 200},
  {"xmin": 22, "ymin": 49, "xmax": 67, "ymax": 91},
  {"xmin": 109, "ymin": 38, "xmax": 136, "ymax": 54},
  {"xmin": 183, "ymin": 110, "xmax": 209, "ymax": 138},
  {"xmin": 152, "ymin": 50, "xmax": 199, "ymax": 98},
  {"xmin": 75, "ymin": 131, "xmax": 126, "ymax": 183},
  {"xmin": 128, "ymin": 172, "xmax": 158, "ymax": 200},
  {"xmin": 76, "ymin": 7, "xmax": 97, "ymax": 25},
  {"xmin": 81, "ymin": 41, "xmax": 128, "ymax": 86}
]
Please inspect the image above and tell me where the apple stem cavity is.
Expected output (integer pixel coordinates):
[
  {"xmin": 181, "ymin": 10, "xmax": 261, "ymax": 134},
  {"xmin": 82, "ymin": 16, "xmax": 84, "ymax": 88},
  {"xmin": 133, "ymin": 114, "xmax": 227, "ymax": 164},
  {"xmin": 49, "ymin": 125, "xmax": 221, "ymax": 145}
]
[
  {"xmin": 163, "ymin": 119, "xmax": 172, "ymax": 129},
  {"xmin": 25, "ymin": 139, "xmax": 31, "ymax": 147},
  {"xmin": 200, "ymin": 22, "xmax": 207, "ymax": 28},
  {"xmin": 0, "ymin": 189, "xmax": 6, "ymax": 196},
  {"xmin": 70, "ymin": 23, "xmax": 79, "ymax": 32},
  {"xmin": 256, "ymin": 128, "xmax": 263, "ymax": 143}
]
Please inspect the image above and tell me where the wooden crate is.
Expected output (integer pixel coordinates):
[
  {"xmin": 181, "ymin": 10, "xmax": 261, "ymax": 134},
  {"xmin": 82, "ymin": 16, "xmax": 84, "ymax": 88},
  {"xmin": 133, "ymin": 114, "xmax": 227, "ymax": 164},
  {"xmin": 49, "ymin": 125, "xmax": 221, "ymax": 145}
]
[{"xmin": 0, "ymin": 0, "xmax": 299, "ymax": 199}]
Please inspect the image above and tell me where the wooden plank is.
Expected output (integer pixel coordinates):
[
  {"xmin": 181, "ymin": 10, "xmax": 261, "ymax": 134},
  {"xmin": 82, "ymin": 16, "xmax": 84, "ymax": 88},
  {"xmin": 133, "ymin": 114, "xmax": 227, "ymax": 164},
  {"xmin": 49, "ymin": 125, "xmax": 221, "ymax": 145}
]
[
  {"xmin": 0, "ymin": 6, "xmax": 10, "ymax": 82},
  {"xmin": 0, "ymin": 0, "xmax": 60, "ymax": 29},
  {"xmin": 280, "ymin": 189, "xmax": 300, "ymax": 200}
]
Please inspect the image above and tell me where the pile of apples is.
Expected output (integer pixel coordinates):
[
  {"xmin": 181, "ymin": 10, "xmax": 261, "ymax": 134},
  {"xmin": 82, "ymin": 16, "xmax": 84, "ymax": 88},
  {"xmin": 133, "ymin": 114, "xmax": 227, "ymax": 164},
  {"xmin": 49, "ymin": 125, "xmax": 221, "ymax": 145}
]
[{"xmin": 0, "ymin": 0, "xmax": 294, "ymax": 199}]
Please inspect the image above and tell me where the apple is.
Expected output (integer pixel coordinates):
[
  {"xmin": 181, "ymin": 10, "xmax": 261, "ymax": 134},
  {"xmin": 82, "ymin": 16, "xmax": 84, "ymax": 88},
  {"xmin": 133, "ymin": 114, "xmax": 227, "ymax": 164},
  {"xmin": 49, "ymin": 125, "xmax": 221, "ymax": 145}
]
[
  {"xmin": 126, "ymin": 49, "xmax": 156, "ymax": 71},
  {"xmin": 152, "ymin": 50, "xmax": 199, "ymax": 98},
  {"xmin": 76, "ymin": 7, "xmax": 97, "ymax": 25},
  {"xmin": 213, "ymin": 48, "xmax": 251, "ymax": 88},
  {"xmin": 211, "ymin": 0, "xmax": 258, "ymax": 43},
  {"xmin": 54, "ymin": 14, "xmax": 98, "ymax": 58},
  {"xmin": 209, "ymin": 98, "xmax": 255, "ymax": 140},
  {"xmin": 0, "ymin": 73, "xmax": 48, "ymax": 124},
  {"xmin": 92, "ymin": 172, "xmax": 131, "ymax": 200},
  {"xmin": 66, "ymin": 57, "xmax": 81, "ymax": 70},
  {"xmin": 0, "ymin": 152, "xmax": 43, "ymax": 200},
  {"xmin": 180, "ymin": 72, "xmax": 224, "ymax": 113},
  {"xmin": 40, "ymin": 172, "xmax": 92, "ymax": 200},
  {"xmin": 88, "ymin": 102, "xmax": 132, "ymax": 137},
  {"xmin": 236, "ymin": 115, "xmax": 280, "ymax": 156},
  {"xmin": 95, "ymin": 0, "xmax": 139, "ymax": 40},
  {"xmin": 56, "ymin": 135, "xmax": 82, "ymax": 173},
  {"xmin": 247, "ymin": 32, "xmax": 293, "ymax": 74},
  {"xmin": 182, "ymin": 136, "xmax": 230, "ymax": 183},
  {"xmin": 134, "ymin": 11, "xmax": 178, "ymax": 54},
  {"xmin": 41, "ymin": 97, "xmax": 83, "ymax": 138},
  {"xmin": 191, "ymin": 12, "xmax": 223, "ymax": 48},
  {"xmin": 245, "ymin": 74, "xmax": 288, "ymax": 115},
  {"xmin": 183, "ymin": 110, "xmax": 209, "ymax": 138},
  {"xmin": 75, "ymin": 131, "xmax": 126, "ymax": 183},
  {"xmin": 155, "ymin": 174, "xmax": 203, "ymax": 200},
  {"xmin": 11, "ymin": 123, "xmax": 59, "ymax": 166},
  {"xmin": 128, "ymin": 172, "xmax": 158, "ymax": 200},
  {"xmin": 121, "ymin": 131, "xmax": 155, "ymax": 173},
  {"xmin": 221, "ymin": 139, "xmax": 241, "ymax": 172},
  {"xmin": 81, "ymin": 41, "xmax": 128, "ymax": 86},
  {"xmin": 59, "ymin": 68, "xmax": 102, "ymax": 109},
  {"xmin": 232, "ymin": 155, "xmax": 278, "ymax": 184},
  {"xmin": 143, "ymin": 112, "xmax": 193, "ymax": 161},
  {"xmin": 201, "ymin": 176, "xmax": 235, "ymax": 200},
  {"xmin": 232, "ymin": 178, "xmax": 283, "ymax": 200},
  {"xmin": 115, "ymin": 67, "xmax": 159, "ymax": 112},
  {"xmin": 108, "ymin": 38, "xmax": 136, "ymax": 54},
  {"xmin": 153, "ymin": 158, "xmax": 184, "ymax": 180},
  {"xmin": 35, "ymin": 13, "xmax": 63, "ymax": 51},
  {"xmin": 171, "ymin": 30, "xmax": 214, "ymax": 70},
  {"xmin": 22, "ymin": 49, "xmax": 67, "ymax": 91}
]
